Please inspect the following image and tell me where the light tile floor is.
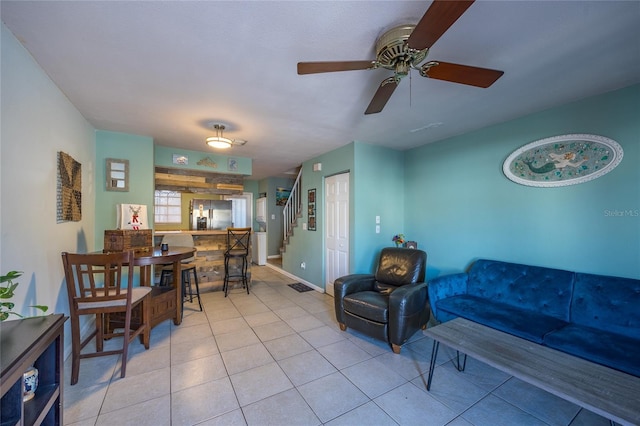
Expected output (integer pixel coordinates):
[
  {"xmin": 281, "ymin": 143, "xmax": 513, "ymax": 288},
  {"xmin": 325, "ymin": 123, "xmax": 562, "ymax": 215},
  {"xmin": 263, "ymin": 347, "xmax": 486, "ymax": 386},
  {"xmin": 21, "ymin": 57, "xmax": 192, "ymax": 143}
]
[{"xmin": 63, "ymin": 265, "xmax": 614, "ymax": 426}]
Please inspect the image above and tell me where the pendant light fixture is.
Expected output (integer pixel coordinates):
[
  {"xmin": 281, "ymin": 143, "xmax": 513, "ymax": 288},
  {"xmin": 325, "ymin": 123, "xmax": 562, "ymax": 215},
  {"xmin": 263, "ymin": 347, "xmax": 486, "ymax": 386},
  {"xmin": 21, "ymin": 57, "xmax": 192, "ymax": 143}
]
[{"xmin": 206, "ymin": 124, "xmax": 232, "ymax": 149}]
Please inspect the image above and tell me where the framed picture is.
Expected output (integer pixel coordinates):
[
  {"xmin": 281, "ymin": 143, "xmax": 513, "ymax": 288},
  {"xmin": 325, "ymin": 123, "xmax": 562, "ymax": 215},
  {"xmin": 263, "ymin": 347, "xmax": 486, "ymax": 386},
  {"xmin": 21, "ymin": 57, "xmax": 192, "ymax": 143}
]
[
  {"xmin": 228, "ymin": 158, "xmax": 238, "ymax": 172},
  {"xmin": 105, "ymin": 158, "xmax": 129, "ymax": 192},
  {"xmin": 308, "ymin": 188, "xmax": 316, "ymax": 231},
  {"xmin": 406, "ymin": 241, "xmax": 418, "ymax": 249},
  {"xmin": 276, "ymin": 187, "xmax": 291, "ymax": 206},
  {"xmin": 172, "ymin": 154, "xmax": 188, "ymax": 165}
]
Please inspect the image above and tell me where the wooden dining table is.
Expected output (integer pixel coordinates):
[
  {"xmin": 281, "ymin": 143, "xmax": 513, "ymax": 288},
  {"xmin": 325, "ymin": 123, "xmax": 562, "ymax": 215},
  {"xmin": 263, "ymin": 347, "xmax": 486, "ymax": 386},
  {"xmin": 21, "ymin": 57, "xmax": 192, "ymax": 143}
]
[
  {"xmin": 101, "ymin": 246, "xmax": 196, "ymax": 328},
  {"xmin": 132, "ymin": 246, "xmax": 196, "ymax": 326}
]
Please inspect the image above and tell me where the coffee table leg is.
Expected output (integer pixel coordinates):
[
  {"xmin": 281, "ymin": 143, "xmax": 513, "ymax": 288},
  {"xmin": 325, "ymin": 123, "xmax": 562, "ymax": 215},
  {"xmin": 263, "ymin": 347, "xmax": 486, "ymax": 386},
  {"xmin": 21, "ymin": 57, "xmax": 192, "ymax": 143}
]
[
  {"xmin": 427, "ymin": 340, "xmax": 440, "ymax": 391},
  {"xmin": 456, "ymin": 351, "xmax": 468, "ymax": 372}
]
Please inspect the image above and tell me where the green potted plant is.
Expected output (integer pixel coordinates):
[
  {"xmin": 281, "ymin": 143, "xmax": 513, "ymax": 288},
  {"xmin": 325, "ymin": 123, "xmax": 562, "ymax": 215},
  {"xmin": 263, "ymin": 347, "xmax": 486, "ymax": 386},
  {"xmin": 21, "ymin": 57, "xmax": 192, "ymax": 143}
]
[{"xmin": 0, "ymin": 271, "xmax": 48, "ymax": 321}]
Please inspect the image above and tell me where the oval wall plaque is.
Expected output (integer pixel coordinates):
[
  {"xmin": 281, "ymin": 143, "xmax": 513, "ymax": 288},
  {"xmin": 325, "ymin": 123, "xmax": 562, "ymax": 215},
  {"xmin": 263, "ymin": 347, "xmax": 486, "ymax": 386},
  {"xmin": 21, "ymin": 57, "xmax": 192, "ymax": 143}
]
[{"xmin": 503, "ymin": 134, "xmax": 623, "ymax": 187}]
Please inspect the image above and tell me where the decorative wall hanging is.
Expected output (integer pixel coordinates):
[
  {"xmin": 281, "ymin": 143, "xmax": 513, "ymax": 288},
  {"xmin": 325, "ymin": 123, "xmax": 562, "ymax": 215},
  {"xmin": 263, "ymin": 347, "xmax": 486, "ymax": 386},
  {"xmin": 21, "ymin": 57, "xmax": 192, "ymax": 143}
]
[
  {"xmin": 308, "ymin": 188, "xmax": 316, "ymax": 231},
  {"xmin": 228, "ymin": 158, "xmax": 238, "ymax": 172},
  {"xmin": 105, "ymin": 158, "xmax": 129, "ymax": 191},
  {"xmin": 197, "ymin": 157, "xmax": 218, "ymax": 168},
  {"xmin": 173, "ymin": 154, "xmax": 188, "ymax": 165},
  {"xmin": 503, "ymin": 134, "xmax": 623, "ymax": 187},
  {"xmin": 276, "ymin": 187, "xmax": 291, "ymax": 206},
  {"xmin": 116, "ymin": 204, "xmax": 149, "ymax": 230},
  {"xmin": 57, "ymin": 151, "xmax": 81, "ymax": 222}
]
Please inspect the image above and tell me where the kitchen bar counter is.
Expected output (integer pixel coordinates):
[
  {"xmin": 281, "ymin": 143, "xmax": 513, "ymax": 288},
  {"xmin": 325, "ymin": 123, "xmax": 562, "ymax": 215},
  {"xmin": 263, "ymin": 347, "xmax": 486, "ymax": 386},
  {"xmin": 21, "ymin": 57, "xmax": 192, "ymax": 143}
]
[
  {"xmin": 154, "ymin": 230, "xmax": 252, "ymax": 292},
  {"xmin": 157, "ymin": 230, "xmax": 228, "ymax": 236}
]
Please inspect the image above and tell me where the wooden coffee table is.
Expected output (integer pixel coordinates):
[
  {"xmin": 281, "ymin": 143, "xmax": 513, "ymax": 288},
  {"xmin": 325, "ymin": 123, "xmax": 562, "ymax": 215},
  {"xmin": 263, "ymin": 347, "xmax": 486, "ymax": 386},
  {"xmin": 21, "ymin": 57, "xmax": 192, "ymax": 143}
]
[{"xmin": 424, "ymin": 317, "xmax": 640, "ymax": 426}]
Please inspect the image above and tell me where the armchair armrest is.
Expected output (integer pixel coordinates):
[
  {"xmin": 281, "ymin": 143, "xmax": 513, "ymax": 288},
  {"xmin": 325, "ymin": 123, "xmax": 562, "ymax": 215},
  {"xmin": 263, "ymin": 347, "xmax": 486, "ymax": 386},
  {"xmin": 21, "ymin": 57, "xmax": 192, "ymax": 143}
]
[
  {"xmin": 388, "ymin": 282, "xmax": 429, "ymax": 345},
  {"xmin": 334, "ymin": 274, "xmax": 375, "ymax": 325},
  {"xmin": 427, "ymin": 273, "xmax": 468, "ymax": 321}
]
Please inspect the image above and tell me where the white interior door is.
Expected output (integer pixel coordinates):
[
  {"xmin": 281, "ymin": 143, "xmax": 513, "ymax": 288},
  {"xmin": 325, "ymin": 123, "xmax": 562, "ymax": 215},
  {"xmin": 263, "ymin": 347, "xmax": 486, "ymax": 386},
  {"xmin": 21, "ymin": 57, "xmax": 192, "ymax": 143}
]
[{"xmin": 325, "ymin": 173, "xmax": 349, "ymax": 296}]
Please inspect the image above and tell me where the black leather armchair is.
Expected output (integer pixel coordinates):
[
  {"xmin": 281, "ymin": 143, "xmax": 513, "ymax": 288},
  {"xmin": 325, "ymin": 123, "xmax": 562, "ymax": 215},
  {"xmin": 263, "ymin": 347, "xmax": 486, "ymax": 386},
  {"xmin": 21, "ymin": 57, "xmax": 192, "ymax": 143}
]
[{"xmin": 334, "ymin": 247, "xmax": 429, "ymax": 354}]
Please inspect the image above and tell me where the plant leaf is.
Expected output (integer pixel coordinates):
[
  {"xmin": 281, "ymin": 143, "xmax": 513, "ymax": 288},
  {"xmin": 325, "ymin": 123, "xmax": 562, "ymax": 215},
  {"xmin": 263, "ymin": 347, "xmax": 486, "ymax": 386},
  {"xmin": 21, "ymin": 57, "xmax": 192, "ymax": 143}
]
[
  {"xmin": 0, "ymin": 271, "xmax": 23, "ymax": 283},
  {"xmin": 0, "ymin": 283, "xmax": 19, "ymax": 298}
]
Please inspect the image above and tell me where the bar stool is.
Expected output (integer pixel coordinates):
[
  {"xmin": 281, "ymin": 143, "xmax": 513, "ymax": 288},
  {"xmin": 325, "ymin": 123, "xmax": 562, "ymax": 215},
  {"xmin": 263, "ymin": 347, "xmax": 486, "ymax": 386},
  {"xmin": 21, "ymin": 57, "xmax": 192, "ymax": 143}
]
[
  {"xmin": 159, "ymin": 234, "xmax": 202, "ymax": 312},
  {"xmin": 224, "ymin": 227, "xmax": 252, "ymax": 297}
]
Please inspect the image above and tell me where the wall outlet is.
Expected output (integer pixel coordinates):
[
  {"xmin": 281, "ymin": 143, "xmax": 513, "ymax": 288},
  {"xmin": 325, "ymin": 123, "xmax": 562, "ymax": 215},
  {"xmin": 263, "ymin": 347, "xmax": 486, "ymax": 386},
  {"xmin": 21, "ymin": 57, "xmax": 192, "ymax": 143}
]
[
  {"xmin": 376, "ymin": 215, "xmax": 380, "ymax": 224},
  {"xmin": 300, "ymin": 262, "xmax": 306, "ymax": 269},
  {"xmin": 375, "ymin": 225, "xmax": 380, "ymax": 233},
  {"xmin": 302, "ymin": 223, "xmax": 307, "ymax": 230}
]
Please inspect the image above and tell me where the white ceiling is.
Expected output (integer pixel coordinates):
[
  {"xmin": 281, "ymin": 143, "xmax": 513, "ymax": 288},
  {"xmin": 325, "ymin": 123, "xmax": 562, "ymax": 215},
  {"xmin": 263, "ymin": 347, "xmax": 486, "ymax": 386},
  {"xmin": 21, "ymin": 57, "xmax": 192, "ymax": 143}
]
[{"xmin": 2, "ymin": 1, "xmax": 639, "ymax": 180}]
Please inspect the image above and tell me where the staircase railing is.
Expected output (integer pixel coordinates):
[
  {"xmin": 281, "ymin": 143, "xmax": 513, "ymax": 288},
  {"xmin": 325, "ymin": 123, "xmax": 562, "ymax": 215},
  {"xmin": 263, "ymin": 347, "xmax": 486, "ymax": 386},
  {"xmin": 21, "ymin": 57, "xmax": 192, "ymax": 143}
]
[{"xmin": 282, "ymin": 168, "xmax": 303, "ymax": 245}]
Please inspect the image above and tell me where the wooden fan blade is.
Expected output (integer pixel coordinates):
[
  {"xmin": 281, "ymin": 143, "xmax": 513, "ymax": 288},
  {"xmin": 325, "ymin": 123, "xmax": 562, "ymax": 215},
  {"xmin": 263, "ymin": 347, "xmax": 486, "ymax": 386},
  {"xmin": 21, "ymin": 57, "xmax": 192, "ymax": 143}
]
[
  {"xmin": 408, "ymin": 0, "xmax": 475, "ymax": 50},
  {"xmin": 365, "ymin": 78, "xmax": 399, "ymax": 115},
  {"xmin": 423, "ymin": 61, "xmax": 504, "ymax": 88},
  {"xmin": 297, "ymin": 61, "xmax": 375, "ymax": 75}
]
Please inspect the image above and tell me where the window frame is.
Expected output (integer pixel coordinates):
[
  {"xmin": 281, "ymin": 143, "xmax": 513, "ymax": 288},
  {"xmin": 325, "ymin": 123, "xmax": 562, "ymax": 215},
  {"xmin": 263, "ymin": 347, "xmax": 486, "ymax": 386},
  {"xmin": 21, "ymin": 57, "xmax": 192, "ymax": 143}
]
[{"xmin": 154, "ymin": 190, "xmax": 182, "ymax": 224}]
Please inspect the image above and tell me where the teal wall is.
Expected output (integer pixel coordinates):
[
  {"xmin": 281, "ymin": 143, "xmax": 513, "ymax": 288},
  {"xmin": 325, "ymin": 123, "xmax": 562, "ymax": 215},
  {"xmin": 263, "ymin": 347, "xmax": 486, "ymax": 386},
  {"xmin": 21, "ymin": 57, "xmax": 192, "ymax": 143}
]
[
  {"xmin": 262, "ymin": 177, "xmax": 295, "ymax": 257},
  {"xmin": 283, "ymin": 143, "xmax": 354, "ymax": 285},
  {"xmin": 281, "ymin": 142, "xmax": 405, "ymax": 288},
  {"xmin": 154, "ymin": 145, "xmax": 251, "ymax": 175},
  {"xmin": 353, "ymin": 142, "xmax": 405, "ymax": 272},
  {"xmin": 95, "ymin": 131, "xmax": 155, "ymax": 250},
  {"xmin": 404, "ymin": 85, "xmax": 640, "ymax": 279}
]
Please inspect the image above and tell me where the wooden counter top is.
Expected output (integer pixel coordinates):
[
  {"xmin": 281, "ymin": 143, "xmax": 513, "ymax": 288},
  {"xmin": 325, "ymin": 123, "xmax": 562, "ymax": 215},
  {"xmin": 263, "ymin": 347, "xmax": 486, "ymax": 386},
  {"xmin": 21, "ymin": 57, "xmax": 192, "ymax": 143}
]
[{"xmin": 155, "ymin": 230, "xmax": 229, "ymax": 235}]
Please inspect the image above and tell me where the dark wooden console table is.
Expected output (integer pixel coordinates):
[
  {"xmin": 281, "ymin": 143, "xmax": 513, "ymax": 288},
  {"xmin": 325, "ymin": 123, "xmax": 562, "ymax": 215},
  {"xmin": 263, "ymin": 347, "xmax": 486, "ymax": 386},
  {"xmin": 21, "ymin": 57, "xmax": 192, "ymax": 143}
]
[
  {"xmin": 424, "ymin": 317, "xmax": 640, "ymax": 426},
  {"xmin": 1, "ymin": 314, "xmax": 66, "ymax": 426}
]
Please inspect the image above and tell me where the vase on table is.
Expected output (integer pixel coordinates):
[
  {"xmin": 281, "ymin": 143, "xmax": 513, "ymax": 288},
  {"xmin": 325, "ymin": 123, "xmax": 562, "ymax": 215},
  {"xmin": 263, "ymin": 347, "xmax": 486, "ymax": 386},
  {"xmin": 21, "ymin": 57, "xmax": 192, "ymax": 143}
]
[{"xmin": 23, "ymin": 366, "xmax": 38, "ymax": 402}]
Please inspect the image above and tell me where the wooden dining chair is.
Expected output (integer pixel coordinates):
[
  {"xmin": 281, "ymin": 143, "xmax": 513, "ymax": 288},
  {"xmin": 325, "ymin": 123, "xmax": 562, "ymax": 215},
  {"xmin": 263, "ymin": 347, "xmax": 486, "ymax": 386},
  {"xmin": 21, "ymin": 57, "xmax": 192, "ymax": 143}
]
[{"xmin": 61, "ymin": 250, "xmax": 151, "ymax": 385}]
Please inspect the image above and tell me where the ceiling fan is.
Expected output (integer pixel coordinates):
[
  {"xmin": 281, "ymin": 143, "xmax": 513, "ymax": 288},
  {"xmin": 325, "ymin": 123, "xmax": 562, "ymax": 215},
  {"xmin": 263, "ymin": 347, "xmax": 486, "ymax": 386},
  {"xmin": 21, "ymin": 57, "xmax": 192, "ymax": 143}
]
[
  {"xmin": 297, "ymin": 0, "xmax": 504, "ymax": 115},
  {"xmin": 205, "ymin": 123, "xmax": 247, "ymax": 149}
]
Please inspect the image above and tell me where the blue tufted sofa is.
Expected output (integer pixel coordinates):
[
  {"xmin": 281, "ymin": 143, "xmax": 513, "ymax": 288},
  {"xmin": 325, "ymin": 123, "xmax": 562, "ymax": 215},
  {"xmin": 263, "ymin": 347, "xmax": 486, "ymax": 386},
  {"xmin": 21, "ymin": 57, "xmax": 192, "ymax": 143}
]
[{"xmin": 428, "ymin": 259, "xmax": 640, "ymax": 378}]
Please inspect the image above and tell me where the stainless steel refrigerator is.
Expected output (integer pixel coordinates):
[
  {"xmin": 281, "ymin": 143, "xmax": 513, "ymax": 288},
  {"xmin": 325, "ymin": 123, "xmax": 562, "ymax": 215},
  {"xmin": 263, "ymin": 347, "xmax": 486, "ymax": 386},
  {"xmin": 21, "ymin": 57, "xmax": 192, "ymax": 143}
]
[{"xmin": 190, "ymin": 199, "xmax": 233, "ymax": 230}]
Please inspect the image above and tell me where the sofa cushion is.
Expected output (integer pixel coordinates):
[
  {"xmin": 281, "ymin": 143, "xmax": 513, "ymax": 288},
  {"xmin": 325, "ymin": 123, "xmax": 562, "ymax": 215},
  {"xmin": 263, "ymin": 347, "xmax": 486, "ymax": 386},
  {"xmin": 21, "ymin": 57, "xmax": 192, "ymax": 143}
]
[
  {"xmin": 570, "ymin": 273, "xmax": 640, "ymax": 339},
  {"xmin": 343, "ymin": 291, "xmax": 389, "ymax": 323},
  {"xmin": 436, "ymin": 295, "xmax": 568, "ymax": 343},
  {"xmin": 543, "ymin": 324, "xmax": 640, "ymax": 378},
  {"xmin": 467, "ymin": 259, "xmax": 573, "ymax": 321}
]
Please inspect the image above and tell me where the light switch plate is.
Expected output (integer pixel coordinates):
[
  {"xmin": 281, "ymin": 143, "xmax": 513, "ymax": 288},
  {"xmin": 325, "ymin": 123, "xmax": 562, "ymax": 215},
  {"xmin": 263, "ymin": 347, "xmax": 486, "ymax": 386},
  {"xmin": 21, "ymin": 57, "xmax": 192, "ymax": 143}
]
[
  {"xmin": 375, "ymin": 225, "xmax": 380, "ymax": 233},
  {"xmin": 375, "ymin": 215, "xmax": 380, "ymax": 224}
]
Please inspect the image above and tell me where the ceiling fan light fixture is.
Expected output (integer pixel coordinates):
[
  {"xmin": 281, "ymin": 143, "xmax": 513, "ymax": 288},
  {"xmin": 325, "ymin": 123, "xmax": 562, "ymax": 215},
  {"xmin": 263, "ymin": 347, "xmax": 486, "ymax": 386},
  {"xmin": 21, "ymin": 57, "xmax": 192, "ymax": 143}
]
[
  {"xmin": 206, "ymin": 124, "xmax": 232, "ymax": 149},
  {"xmin": 206, "ymin": 136, "xmax": 232, "ymax": 149}
]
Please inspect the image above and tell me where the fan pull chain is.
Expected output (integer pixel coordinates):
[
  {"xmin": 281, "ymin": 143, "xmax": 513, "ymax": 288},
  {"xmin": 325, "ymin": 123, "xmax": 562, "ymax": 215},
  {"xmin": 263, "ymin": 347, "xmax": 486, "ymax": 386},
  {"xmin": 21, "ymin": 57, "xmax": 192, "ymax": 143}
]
[{"xmin": 409, "ymin": 70, "xmax": 412, "ymax": 108}]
